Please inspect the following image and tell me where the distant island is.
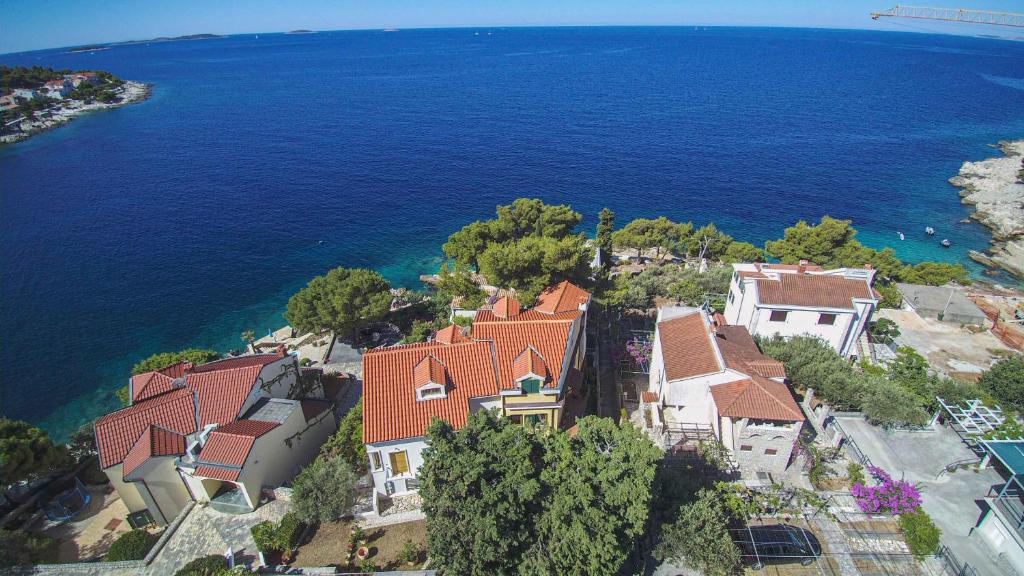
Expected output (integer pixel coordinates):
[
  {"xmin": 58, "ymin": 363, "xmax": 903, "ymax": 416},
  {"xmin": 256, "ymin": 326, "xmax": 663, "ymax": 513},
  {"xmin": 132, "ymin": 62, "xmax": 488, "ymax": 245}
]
[
  {"xmin": 0, "ymin": 65, "xmax": 150, "ymax": 145},
  {"xmin": 286, "ymin": 29, "xmax": 315, "ymax": 34},
  {"xmin": 67, "ymin": 44, "xmax": 110, "ymax": 53},
  {"xmin": 64, "ymin": 33, "xmax": 223, "ymax": 53}
]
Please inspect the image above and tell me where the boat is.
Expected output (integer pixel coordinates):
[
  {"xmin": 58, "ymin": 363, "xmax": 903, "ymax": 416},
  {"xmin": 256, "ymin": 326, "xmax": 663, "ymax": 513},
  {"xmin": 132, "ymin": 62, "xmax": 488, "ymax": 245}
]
[
  {"xmin": 898, "ymin": 231, "xmax": 905, "ymax": 241},
  {"xmin": 925, "ymin": 226, "xmax": 935, "ymax": 235},
  {"xmin": 941, "ymin": 239, "xmax": 951, "ymax": 248}
]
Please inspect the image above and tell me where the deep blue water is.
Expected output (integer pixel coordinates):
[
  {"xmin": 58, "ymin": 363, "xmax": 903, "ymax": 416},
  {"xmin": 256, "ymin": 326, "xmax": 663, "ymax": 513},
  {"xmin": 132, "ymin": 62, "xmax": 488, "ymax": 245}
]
[{"xmin": 2, "ymin": 27, "xmax": 1023, "ymax": 439}]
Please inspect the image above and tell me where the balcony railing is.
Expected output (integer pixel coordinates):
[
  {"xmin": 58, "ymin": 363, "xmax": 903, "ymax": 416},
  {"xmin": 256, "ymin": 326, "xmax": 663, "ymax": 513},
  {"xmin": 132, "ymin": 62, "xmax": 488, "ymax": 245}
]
[{"xmin": 991, "ymin": 478, "xmax": 1024, "ymax": 535}]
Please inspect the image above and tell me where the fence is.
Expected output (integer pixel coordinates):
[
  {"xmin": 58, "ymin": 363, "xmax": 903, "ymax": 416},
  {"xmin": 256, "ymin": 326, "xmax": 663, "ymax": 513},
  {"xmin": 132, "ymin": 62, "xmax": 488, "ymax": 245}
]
[{"xmin": 973, "ymin": 298, "xmax": 1024, "ymax": 350}]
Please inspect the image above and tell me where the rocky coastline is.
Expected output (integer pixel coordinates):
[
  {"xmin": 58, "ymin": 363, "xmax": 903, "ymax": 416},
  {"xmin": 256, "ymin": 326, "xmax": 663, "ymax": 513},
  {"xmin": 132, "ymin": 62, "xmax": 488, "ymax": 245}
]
[
  {"xmin": 0, "ymin": 80, "xmax": 151, "ymax": 145},
  {"xmin": 948, "ymin": 139, "xmax": 1024, "ymax": 279}
]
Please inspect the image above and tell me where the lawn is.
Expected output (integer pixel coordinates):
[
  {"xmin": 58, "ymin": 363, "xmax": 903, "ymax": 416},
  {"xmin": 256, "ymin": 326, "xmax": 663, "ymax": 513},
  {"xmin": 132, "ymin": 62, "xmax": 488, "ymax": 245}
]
[{"xmin": 292, "ymin": 519, "xmax": 427, "ymax": 570}]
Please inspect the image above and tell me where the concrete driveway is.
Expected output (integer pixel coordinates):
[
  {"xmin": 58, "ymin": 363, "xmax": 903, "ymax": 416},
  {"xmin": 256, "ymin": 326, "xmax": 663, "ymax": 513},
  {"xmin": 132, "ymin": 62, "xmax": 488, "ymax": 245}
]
[
  {"xmin": 875, "ymin": 309, "xmax": 1011, "ymax": 377},
  {"xmin": 834, "ymin": 416, "xmax": 1009, "ymax": 575}
]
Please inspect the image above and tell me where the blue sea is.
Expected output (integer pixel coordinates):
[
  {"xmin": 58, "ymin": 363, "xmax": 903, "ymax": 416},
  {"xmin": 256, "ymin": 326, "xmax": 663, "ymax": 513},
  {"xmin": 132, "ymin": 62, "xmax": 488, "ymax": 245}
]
[{"xmin": 2, "ymin": 27, "xmax": 1023, "ymax": 439}]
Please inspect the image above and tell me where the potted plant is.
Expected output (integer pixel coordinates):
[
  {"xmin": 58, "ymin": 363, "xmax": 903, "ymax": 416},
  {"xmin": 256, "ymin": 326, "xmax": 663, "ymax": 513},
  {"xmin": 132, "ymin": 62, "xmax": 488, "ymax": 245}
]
[{"xmin": 356, "ymin": 546, "xmax": 370, "ymax": 561}]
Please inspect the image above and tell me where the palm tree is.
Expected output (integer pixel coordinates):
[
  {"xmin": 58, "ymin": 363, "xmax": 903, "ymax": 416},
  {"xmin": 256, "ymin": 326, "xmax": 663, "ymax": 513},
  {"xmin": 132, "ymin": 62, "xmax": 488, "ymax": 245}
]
[{"xmin": 241, "ymin": 329, "xmax": 256, "ymax": 353}]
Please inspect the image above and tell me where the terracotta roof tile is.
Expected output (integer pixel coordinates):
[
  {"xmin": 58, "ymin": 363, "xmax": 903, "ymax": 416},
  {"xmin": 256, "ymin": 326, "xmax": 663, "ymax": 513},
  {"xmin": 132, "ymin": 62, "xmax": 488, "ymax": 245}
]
[
  {"xmin": 512, "ymin": 346, "xmax": 547, "ymax": 382},
  {"xmin": 187, "ymin": 365, "xmax": 264, "ymax": 427},
  {"xmin": 190, "ymin": 353, "xmax": 283, "ymax": 373},
  {"xmin": 534, "ymin": 281, "xmax": 590, "ymax": 315},
  {"xmin": 434, "ymin": 324, "xmax": 467, "ymax": 345},
  {"xmin": 122, "ymin": 425, "xmax": 187, "ymax": 478},
  {"xmin": 710, "ymin": 376, "xmax": 804, "ymax": 422},
  {"xmin": 130, "ymin": 372, "xmax": 175, "ymax": 403},
  {"xmin": 194, "ymin": 465, "xmax": 240, "ymax": 481},
  {"xmin": 363, "ymin": 341, "xmax": 499, "ymax": 444},
  {"xmin": 95, "ymin": 388, "xmax": 197, "ymax": 469},
  {"xmin": 492, "ymin": 297, "xmax": 521, "ymax": 318},
  {"xmin": 756, "ymin": 274, "xmax": 874, "ymax": 310},
  {"xmin": 658, "ymin": 312, "xmax": 722, "ymax": 381},
  {"xmin": 474, "ymin": 309, "xmax": 580, "ymax": 323},
  {"xmin": 197, "ymin": 420, "xmax": 277, "ymax": 468},
  {"xmin": 714, "ymin": 325, "xmax": 786, "ymax": 379},
  {"xmin": 413, "ymin": 354, "xmax": 447, "ymax": 388},
  {"xmin": 473, "ymin": 319, "xmax": 575, "ymax": 391}
]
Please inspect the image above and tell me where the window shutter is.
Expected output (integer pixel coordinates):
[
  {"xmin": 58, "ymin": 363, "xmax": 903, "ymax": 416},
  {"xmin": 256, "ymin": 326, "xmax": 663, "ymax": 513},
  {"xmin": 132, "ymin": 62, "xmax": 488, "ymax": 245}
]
[{"xmin": 389, "ymin": 451, "xmax": 409, "ymax": 475}]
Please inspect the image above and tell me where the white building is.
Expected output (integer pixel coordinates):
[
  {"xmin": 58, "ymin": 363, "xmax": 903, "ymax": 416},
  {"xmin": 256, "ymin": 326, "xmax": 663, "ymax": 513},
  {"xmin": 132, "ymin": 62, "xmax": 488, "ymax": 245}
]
[
  {"xmin": 724, "ymin": 262, "xmax": 878, "ymax": 358},
  {"xmin": 646, "ymin": 306, "xmax": 805, "ymax": 473},
  {"xmin": 94, "ymin": 349, "xmax": 336, "ymax": 525}
]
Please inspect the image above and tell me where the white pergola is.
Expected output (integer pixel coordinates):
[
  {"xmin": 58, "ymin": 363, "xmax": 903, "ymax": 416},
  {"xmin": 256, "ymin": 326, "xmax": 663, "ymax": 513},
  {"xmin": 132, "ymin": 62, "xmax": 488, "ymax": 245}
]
[{"xmin": 936, "ymin": 396, "xmax": 1005, "ymax": 439}]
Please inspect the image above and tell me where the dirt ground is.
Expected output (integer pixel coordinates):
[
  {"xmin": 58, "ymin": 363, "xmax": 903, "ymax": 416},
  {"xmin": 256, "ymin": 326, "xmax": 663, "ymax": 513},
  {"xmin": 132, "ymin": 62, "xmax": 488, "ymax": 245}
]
[
  {"xmin": 292, "ymin": 519, "xmax": 427, "ymax": 570},
  {"xmin": 875, "ymin": 309, "xmax": 1013, "ymax": 377}
]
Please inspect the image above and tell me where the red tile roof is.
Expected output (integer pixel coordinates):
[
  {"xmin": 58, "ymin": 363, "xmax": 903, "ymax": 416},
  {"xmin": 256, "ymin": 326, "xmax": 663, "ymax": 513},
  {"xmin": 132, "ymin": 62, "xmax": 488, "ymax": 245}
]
[
  {"xmin": 535, "ymin": 281, "xmax": 590, "ymax": 315},
  {"xmin": 492, "ymin": 297, "xmax": 521, "ymax": 318},
  {"xmin": 95, "ymin": 388, "xmax": 197, "ymax": 469},
  {"xmin": 474, "ymin": 309, "xmax": 580, "ymax": 323},
  {"xmin": 710, "ymin": 376, "xmax": 804, "ymax": 422},
  {"xmin": 363, "ymin": 341, "xmax": 499, "ymax": 444},
  {"xmin": 657, "ymin": 312, "xmax": 722, "ymax": 381},
  {"xmin": 122, "ymin": 425, "xmax": 187, "ymax": 478},
  {"xmin": 130, "ymin": 361, "xmax": 193, "ymax": 403},
  {"xmin": 512, "ymin": 346, "xmax": 547, "ymax": 382},
  {"xmin": 714, "ymin": 326, "xmax": 786, "ymax": 379},
  {"xmin": 413, "ymin": 354, "xmax": 447, "ymax": 387},
  {"xmin": 189, "ymin": 353, "xmax": 283, "ymax": 373},
  {"xmin": 473, "ymin": 318, "xmax": 575, "ymax": 391},
  {"xmin": 186, "ymin": 365, "xmax": 264, "ymax": 427},
  {"xmin": 755, "ymin": 274, "xmax": 874, "ymax": 310},
  {"xmin": 194, "ymin": 465, "xmax": 241, "ymax": 481},
  {"xmin": 197, "ymin": 420, "xmax": 278, "ymax": 468},
  {"xmin": 434, "ymin": 324, "xmax": 467, "ymax": 345}
]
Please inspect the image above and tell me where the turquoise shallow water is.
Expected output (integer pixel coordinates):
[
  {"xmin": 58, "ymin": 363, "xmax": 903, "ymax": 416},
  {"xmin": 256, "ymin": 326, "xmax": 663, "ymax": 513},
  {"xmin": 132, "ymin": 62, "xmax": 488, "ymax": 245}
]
[{"xmin": 1, "ymin": 27, "xmax": 1023, "ymax": 440}]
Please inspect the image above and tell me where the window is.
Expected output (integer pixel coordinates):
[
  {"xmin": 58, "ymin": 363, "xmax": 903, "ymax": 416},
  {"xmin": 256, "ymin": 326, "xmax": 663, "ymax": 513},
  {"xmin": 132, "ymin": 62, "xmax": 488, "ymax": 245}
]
[
  {"xmin": 764, "ymin": 448, "xmax": 778, "ymax": 456},
  {"xmin": 818, "ymin": 313, "xmax": 837, "ymax": 325},
  {"xmin": 728, "ymin": 292, "xmax": 735, "ymax": 304},
  {"xmin": 389, "ymin": 451, "xmax": 410, "ymax": 476},
  {"xmin": 507, "ymin": 414, "xmax": 523, "ymax": 424},
  {"xmin": 525, "ymin": 413, "xmax": 548, "ymax": 428},
  {"xmin": 769, "ymin": 310, "xmax": 788, "ymax": 322},
  {"xmin": 370, "ymin": 452, "xmax": 382, "ymax": 471},
  {"xmin": 418, "ymin": 386, "xmax": 444, "ymax": 400},
  {"xmin": 520, "ymin": 378, "xmax": 541, "ymax": 394},
  {"xmin": 740, "ymin": 445, "xmax": 753, "ymax": 451}
]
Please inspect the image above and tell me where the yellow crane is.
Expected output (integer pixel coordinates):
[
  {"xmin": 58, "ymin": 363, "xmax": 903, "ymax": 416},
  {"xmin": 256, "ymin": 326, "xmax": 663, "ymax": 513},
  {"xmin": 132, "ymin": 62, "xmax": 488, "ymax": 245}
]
[{"xmin": 871, "ymin": 5, "xmax": 1024, "ymax": 27}]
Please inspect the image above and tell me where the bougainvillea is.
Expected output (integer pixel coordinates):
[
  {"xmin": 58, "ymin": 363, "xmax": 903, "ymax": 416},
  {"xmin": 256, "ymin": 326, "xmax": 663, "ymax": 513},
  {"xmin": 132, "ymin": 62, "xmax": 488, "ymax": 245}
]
[
  {"xmin": 625, "ymin": 339, "xmax": 653, "ymax": 370},
  {"xmin": 850, "ymin": 466, "xmax": 922, "ymax": 515}
]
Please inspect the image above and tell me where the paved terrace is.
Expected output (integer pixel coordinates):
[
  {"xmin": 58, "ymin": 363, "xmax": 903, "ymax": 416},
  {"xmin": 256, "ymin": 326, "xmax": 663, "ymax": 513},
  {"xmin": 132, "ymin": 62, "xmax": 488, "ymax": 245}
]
[{"xmin": 835, "ymin": 416, "xmax": 1010, "ymax": 575}]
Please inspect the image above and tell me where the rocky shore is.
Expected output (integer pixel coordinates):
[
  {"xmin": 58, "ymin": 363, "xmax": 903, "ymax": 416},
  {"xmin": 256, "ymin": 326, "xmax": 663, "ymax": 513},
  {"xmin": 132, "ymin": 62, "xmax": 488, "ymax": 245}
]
[
  {"xmin": 948, "ymin": 139, "xmax": 1024, "ymax": 279},
  {"xmin": 0, "ymin": 81, "xmax": 151, "ymax": 145}
]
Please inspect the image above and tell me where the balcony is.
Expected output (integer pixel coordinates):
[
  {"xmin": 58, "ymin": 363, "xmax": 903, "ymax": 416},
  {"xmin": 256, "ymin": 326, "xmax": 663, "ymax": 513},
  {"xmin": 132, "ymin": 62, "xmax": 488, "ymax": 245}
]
[{"xmin": 991, "ymin": 477, "xmax": 1024, "ymax": 538}]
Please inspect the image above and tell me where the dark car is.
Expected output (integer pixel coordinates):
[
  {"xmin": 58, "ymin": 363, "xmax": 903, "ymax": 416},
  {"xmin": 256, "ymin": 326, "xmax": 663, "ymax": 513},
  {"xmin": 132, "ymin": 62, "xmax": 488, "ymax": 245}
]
[{"xmin": 735, "ymin": 524, "xmax": 823, "ymax": 569}]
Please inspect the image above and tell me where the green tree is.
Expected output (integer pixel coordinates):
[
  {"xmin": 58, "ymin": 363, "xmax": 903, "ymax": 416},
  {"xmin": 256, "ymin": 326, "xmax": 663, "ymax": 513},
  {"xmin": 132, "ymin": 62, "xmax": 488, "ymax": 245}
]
[
  {"xmin": 654, "ymin": 489, "xmax": 741, "ymax": 576},
  {"xmin": 979, "ymin": 356, "xmax": 1024, "ymax": 412},
  {"xmin": 68, "ymin": 421, "xmax": 97, "ymax": 464},
  {"xmin": 320, "ymin": 399, "xmax": 367, "ymax": 472},
  {"xmin": 284, "ymin": 267, "xmax": 392, "ymax": 342},
  {"xmin": 291, "ymin": 453, "xmax": 357, "ymax": 523},
  {"xmin": 765, "ymin": 216, "xmax": 859, "ymax": 266},
  {"xmin": 131, "ymin": 348, "xmax": 221, "ymax": 375},
  {"xmin": 686, "ymin": 222, "xmax": 733, "ymax": 261},
  {"xmin": 869, "ymin": 318, "xmax": 900, "ymax": 345},
  {"xmin": 491, "ymin": 198, "xmax": 582, "ymax": 241},
  {"xmin": 405, "ymin": 319, "xmax": 435, "ymax": 343},
  {"xmin": 477, "ymin": 235, "xmax": 591, "ymax": 303},
  {"xmin": 0, "ymin": 529, "xmax": 59, "ymax": 568},
  {"xmin": 0, "ymin": 419, "xmax": 72, "ymax": 485},
  {"xmin": 522, "ymin": 417, "xmax": 660, "ymax": 576},
  {"xmin": 613, "ymin": 217, "xmax": 691, "ymax": 261},
  {"xmin": 241, "ymin": 330, "xmax": 256, "ymax": 352},
  {"xmin": 876, "ymin": 283, "xmax": 903, "ymax": 309},
  {"xmin": 899, "ymin": 509, "xmax": 941, "ymax": 560},
  {"xmin": 444, "ymin": 221, "xmax": 494, "ymax": 270},
  {"xmin": 420, "ymin": 410, "xmax": 543, "ymax": 576},
  {"xmin": 722, "ymin": 240, "xmax": 765, "ymax": 263},
  {"xmin": 435, "ymin": 263, "xmax": 487, "ymax": 309},
  {"xmin": 595, "ymin": 208, "xmax": 615, "ymax": 269},
  {"xmin": 106, "ymin": 529, "xmax": 158, "ymax": 561},
  {"xmin": 898, "ymin": 262, "xmax": 969, "ymax": 286}
]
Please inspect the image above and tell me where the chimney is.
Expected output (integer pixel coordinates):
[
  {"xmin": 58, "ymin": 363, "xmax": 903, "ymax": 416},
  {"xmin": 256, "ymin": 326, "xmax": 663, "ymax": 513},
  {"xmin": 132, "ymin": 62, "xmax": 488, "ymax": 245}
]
[
  {"xmin": 798, "ymin": 259, "xmax": 808, "ymax": 274},
  {"xmin": 864, "ymin": 263, "xmax": 873, "ymax": 270},
  {"xmin": 493, "ymin": 297, "xmax": 520, "ymax": 319},
  {"xmin": 276, "ymin": 344, "xmax": 287, "ymax": 357}
]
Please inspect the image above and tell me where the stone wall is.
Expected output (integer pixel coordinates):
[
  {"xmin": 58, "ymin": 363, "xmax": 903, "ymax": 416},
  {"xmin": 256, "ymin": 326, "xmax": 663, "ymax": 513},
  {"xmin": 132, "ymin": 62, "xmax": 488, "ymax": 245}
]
[{"xmin": 733, "ymin": 423, "xmax": 801, "ymax": 473}]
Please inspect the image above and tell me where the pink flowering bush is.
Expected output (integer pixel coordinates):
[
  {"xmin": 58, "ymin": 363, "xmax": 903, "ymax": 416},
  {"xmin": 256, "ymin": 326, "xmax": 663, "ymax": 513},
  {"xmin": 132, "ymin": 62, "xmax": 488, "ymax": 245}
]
[
  {"xmin": 625, "ymin": 339, "xmax": 653, "ymax": 368},
  {"xmin": 850, "ymin": 466, "xmax": 922, "ymax": 515}
]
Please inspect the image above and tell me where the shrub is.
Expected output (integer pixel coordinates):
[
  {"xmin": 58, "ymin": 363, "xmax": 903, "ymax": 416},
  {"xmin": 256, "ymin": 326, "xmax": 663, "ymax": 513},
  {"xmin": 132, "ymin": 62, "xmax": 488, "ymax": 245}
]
[
  {"xmin": 251, "ymin": 513, "xmax": 303, "ymax": 558},
  {"xmin": 251, "ymin": 521, "xmax": 277, "ymax": 553},
  {"xmin": 175, "ymin": 554, "xmax": 226, "ymax": 576},
  {"xmin": 291, "ymin": 453, "xmax": 357, "ymax": 523},
  {"xmin": 106, "ymin": 529, "xmax": 158, "ymax": 561},
  {"xmin": 0, "ymin": 529, "xmax": 59, "ymax": 568},
  {"xmin": 899, "ymin": 509, "xmax": 941, "ymax": 559},
  {"xmin": 276, "ymin": 512, "xmax": 302, "ymax": 551},
  {"xmin": 398, "ymin": 539, "xmax": 418, "ymax": 565},
  {"xmin": 979, "ymin": 356, "xmax": 1024, "ymax": 413},
  {"xmin": 847, "ymin": 462, "xmax": 866, "ymax": 486},
  {"xmin": 654, "ymin": 489, "xmax": 741, "ymax": 576},
  {"xmin": 850, "ymin": 466, "xmax": 922, "ymax": 515}
]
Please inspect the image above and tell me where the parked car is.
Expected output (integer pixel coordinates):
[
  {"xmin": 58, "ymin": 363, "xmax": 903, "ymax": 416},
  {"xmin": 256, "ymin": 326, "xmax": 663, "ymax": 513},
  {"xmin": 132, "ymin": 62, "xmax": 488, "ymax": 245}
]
[{"xmin": 735, "ymin": 524, "xmax": 822, "ymax": 569}]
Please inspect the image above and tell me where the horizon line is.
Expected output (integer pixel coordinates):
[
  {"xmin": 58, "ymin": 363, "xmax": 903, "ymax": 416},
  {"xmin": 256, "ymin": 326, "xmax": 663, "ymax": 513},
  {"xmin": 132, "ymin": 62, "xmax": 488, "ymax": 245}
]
[{"xmin": 3, "ymin": 22, "xmax": 1020, "ymax": 57}]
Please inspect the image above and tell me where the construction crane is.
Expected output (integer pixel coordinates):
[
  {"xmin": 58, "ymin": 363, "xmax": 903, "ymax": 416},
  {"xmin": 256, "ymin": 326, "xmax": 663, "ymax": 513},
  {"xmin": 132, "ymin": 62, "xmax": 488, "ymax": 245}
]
[{"xmin": 871, "ymin": 5, "xmax": 1024, "ymax": 27}]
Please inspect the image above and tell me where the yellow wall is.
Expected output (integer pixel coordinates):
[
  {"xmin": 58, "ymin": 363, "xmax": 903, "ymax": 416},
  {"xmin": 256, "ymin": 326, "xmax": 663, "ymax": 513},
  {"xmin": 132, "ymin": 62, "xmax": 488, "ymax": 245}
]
[
  {"xmin": 502, "ymin": 393, "xmax": 560, "ymax": 428},
  {"xmin": 104, "ymin": 464, "xmax": 146, "ymax": 513}
]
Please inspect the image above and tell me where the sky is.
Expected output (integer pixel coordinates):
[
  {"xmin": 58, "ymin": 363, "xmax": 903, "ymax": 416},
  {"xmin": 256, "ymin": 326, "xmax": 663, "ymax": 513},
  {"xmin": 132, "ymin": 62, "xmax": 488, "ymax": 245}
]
[{"xmin": 1, "ymin": 0, "xmax": 1022, "ymax": 54}]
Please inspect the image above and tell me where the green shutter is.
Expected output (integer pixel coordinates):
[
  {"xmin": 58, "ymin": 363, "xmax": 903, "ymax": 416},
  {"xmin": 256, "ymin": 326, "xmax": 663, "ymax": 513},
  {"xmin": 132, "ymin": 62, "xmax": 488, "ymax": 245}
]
[{"xmin": 522, "ymin": 378, "xmax": 541, "ymax": 394}]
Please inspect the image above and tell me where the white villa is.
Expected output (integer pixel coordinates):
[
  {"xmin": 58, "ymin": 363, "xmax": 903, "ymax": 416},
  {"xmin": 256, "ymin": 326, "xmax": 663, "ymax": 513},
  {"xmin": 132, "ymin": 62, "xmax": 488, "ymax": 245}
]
[
  {"xmin": 646, "ymin": 306, "xmax": 805, "ymax": 473},
  {"xmin": 94, "ymin": 349, "xmax": 336, "ymax": 526},
  {"xmin": 724, "ymin": 262, "xmax": 879, "ymax": 358}
]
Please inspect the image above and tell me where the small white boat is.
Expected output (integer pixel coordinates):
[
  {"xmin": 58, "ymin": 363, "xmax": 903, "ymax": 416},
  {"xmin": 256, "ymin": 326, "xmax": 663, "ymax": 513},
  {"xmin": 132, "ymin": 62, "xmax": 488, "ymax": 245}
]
[
  {"xmin": 941, "ymin": 239, "xmax": 951, "ymax": 248},
  {"xmin": 898, "ymin": 231, "xmax": 905, "ymax": 241},
  {"xmin": 925, "ymin": 226, "xmax": 935, "ymax": 235}
]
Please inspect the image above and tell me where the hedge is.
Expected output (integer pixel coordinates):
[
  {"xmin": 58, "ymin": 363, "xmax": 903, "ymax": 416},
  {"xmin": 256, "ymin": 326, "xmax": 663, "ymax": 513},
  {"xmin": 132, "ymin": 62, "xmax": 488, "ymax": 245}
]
[
  {"xmin": 105, "ymin": 529, "xmax": 158, "ymax": 561},
  {"xmin": 174, "ymin": 554, "xmax": 226, "ymax": 576}
]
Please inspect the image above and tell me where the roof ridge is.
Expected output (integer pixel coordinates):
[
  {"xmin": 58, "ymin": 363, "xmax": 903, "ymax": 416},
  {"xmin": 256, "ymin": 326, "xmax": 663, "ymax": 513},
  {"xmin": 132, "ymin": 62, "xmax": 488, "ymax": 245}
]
[
  {"xmin": 96, "ymin": 388, "xmax": 192, "ymax": 424},
  {"xmin": 745, "ymin": 374, "xmax": 803, "ymax": 419},
  {"xmin": 472, "ymin": 318, "xmax": 575, "ymax": 325}
]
